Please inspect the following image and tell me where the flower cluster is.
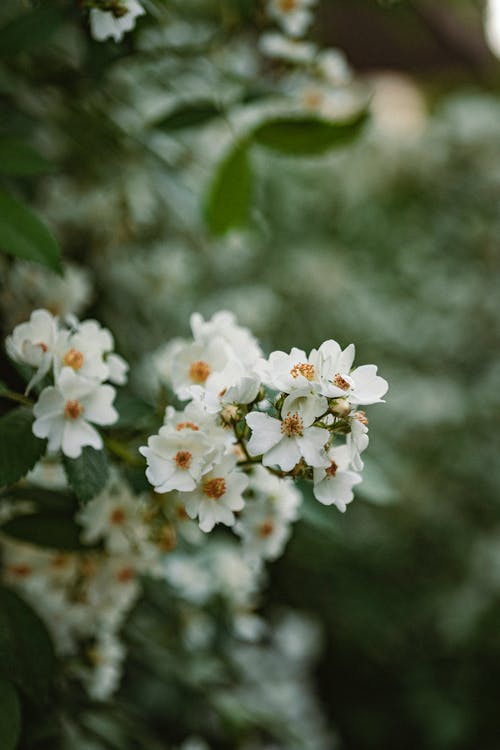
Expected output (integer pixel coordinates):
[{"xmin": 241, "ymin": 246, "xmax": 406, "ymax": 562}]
[
  {"xmin": 143, "ymin": 310, "xmax": 388, "ymax": 528},
  {"xmin": 6, "ymin": 309, "xmax": 128, "ymax": 458}
]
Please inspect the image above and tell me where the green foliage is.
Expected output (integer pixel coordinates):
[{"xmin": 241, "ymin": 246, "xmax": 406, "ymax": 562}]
[
  {"xmin": 63, "ymin": 446, "xmax": 109, "ymax": 503},
  {"xmin": 205, "ymin": 139, "xmax": 253, "ymax": 235},
  {"xmin": 0, "ymin": 138, "xmax": 51, "ymax": 176},
  {"xmin": 155, "ymin": 100, "xmax": 222, "ymax": 130},
  {"xmin": 0, "ymin": 586, "xmax": 55, "ymax": 703},
  {"xmin": 0, "ymin": 5, "xmax": 65, "ymax": 58},
  {"xmin": 0, "ymin": 678, "xmax": 21, "ymax": 750},
  {"xmin": 0, "ymin": 408, "xmax": 47, "ymax": 488},
  {"xmin": 0, "ymin": 191, "xmax": 62, "ymax": 273},
  {"xmin": 253, "ymin": 111, "xmax": 368, "ymax": 155},
  {"xmin": 1, "ymin": 513, "xmax": 88, "ymax": 551}
]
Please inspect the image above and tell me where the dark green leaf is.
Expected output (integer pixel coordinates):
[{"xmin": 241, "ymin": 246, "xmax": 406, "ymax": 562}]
[
  {"xmin": 0, "ymin": 408, "xmax": 47, "ymax": 488},
  {"xmin": 0, "ymin": 586, "xmax": 55, "ymax": 703},
  {"xmin": 63, "ymin": 446, "xmax": 109, "ymax": 503},
  {"xmin": 205, "ymin": 140, "xmax": 253, "ymax": 235},
  {"xmin": 154, "ymin": 101, "xmax": 221, "ymax": 131},
  {"xmin": 2, "ymin": 485, "xmax": 78, "ymax": 514},
  {"xmin": 0, "ymin": 190, "xmax": 62, "ymax": 273},
  {"xmin": 253, "ymin": 111, "xmax": 368, "ymax": 156},
  {"xmin": 0, "ymin": 679, "xmax": 21, "ymax": 750},
  {"xmin": 0, "ymin": 138, "xmax": 51, "ymax": 176},
  {"xmin": 1, "ymin": 513, "xmax": 87, "ymax": 551},
  {"xmin": 112, "ymin": 391, "xmax": 154, "ymax": 430},
  {"xmin": 0, "ymin": 6, "xmax": 65, "ymax": 58}
]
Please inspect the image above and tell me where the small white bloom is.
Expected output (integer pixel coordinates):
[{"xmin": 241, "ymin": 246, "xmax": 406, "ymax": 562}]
[
  {"xmin": 182, "ymin": 455, "xmax": 248, "ymax": 533},
  {"xmin": 78, "ymin": 478, "xmax": 146, "ymax": 554},
  {"xmin": 315, "ymin": 340, "xmax": 389, "ymax": 404},
  {"xmin": 192, "ymin": 360, "xmax": 261, "ymax": 414},
  {"xmin": 267, "ymin": 0, "xmax": 317, "ymax": 38},
  {"xmin": 259, "ymin": 32, "xmax": 317, "ymax": 64},
  {"xmin": 316, "ymin": 48, "xmax": 352, "ymax": 85},
  {"xmin": 139, "ymin": 425, "xmax": 215, "ymax": 493},
  {"xmin": 236, "ymin": 466, "xmax": 301, "ymax": 562},
  {"xmin": 163, "ymin": 402, "xmax": 232, "ymax": 455},
  {"xmin": 246, "ymin": 410, "xmax": 329, "ymax": 471},
  {"xmin": 90, "ymin": 0, "xmax": 145, "ymax": 43},
  {"xmin": 190, "ymin": 311, "xmax": 263, "ymax": 368},
  {"xmin": 54, "ymin": 328, "xmax": 109, "ymax": 382},
  {"xmin": 6, "ymin": 309, "xmax": 58, "ymax": 392},
  {"xmin": 312, "ymin": 445, "xmax": 362, "ymax": 511},
  {"xmin": 106, "ymin": 353, "xmax": 129, "ymax": 385},
  {"xmin": 346, "ymin": 411, "xmax": 369, "ymax": 471},
  {"xmin": 169, "ymin": 336, "xmax": 232, "ymax": 401},
  {"xmin": 32, "ymin": 367, "xmax": 117, "ymax": 458}
]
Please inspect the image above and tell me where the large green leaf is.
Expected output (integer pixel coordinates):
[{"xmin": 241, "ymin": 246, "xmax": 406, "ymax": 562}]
[
  {"xmin": 0, "ymin": 138, "xmax": 51, "ymax": 176},
  {"xmin": 0, "ymin": 679, "xmax": 21, "ymax": 750},
  {"xmin": 0, "ymin": 408, "xmax": 47, "ymax": 488},
  {"xmin": 0, "ymin": 586, "xmax": 55, "ymax": 703},
  {"xmin": 0, "ymin": 191, "xmax": 62, "ymax": 273},
  {"xmin": 1, "ymin": 513, "xmax": 87, "ymax": 551},
  {"xmin": 205, "ymin": 140, "xmax": 253, "ymax": 235},
  {"xmin": 253, "ymin": 111, "xmax": 368, "ymax": 156},
  {"xmin": 63, "ymin": 446, "xmax": 109, "ymax": 503},
  {"xmin": 154, "ymin": 100, "xmax": 221, "ymax": 131},
  {"xmin": 1, "ymin": 486, "xmax": 78, "ymax": 514},
  {"xmin": 0, "ymin": 6, "xmax": 64, "ymax": 58}
]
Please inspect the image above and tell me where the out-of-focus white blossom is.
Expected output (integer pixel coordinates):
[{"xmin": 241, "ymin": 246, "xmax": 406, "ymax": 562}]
[{"xmin": 90, "ymin": 0, "xmax": 145, "ymax": 43}]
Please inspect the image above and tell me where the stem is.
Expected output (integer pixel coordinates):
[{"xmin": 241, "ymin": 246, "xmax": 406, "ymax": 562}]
[
  {"xmin": 104, "ymin": 437, "xmax": 144, "ymax": 467},
  {"xmin": 0, "ymin": 389, "xmax": 33, "ymax": 407}
]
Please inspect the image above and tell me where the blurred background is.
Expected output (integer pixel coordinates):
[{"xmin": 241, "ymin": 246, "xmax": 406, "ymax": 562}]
[{"xmin": 1, "ymin": 0, "xmax": 500, "ymax": 748}]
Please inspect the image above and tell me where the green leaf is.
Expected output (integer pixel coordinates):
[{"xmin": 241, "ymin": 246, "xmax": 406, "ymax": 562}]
[
  {"xmin": 253, "ymin": 111, "xmax": 368, "ymax": 156},
  {"xmin": 154, "ymin": 100, "xmax": 221, "ymax": 131},
  {"xmin": 205, "ymin": 140, "xmax": 253, "ymax": 235},
  {"xmin": 112, "ymin": 391, "xmax": 154, "ymax": 430},
  {"xmin": 63, "ymin": 446, "xmax": 109, "ymax": 503},
  {"xmin": 0, "ymin": 679, "xmax": 21, "ymax": 750},
  {"xmin": 0, "ymin": 6, "xmax": 65, "ymax": 58},
  {"xmin": 0, "ymin": 586, "xmax": 55, "ymax": 703},
  {"xmin": 0, "ymin": 190, "xmax": 62, "ymax": 273},
  {"xmin": 0, "ymin": 408, "xmax": 47, "ymax": 488},
  {"xmin": 2, "ymin": 486, "xmax": 78, "ymax": 514},
  {"xmin": 1, "ymin": 513, "xmax": 87, "ymax": 551},
  {"xmin": 0, "ymin": 138, "xmax": 51, "ymax": 176}
]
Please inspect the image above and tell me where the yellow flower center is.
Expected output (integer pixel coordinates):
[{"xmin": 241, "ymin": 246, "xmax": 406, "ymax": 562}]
[
  {"xmin": 258, "ymin": 520, "xmax": 275, "ymax": 538},
  {"xmin": 326, "ymin": 460, "xmax": 338, "ymax": 477},
  {"xmin": 176, "ymin": 421, "xmax": 199, "ymax": 431},
  {"xmin": 189, "ymin": 360, "xmax": 211, "ymax": 384},
  {"xmin": 64, "ymin": 399, "xmax": 84, "ymax": 420},
  {"xmin": 333, "ymin": 373, "xmax": 350, "ymax": 391},
  {"xmin": 174, "ymin": 450, "xmax": 192, "ymax": 470},
  {"xmin": 290, "ymin": 362, "xmax": 315, "ymax": 380},
  {"xmin": 63, "ymin": 348, "xmax": 84, "ymax": 370},
  {"xmin": 281, "ymin": 412, "xmax": 304, "ymax": 437},
  {"xmin": 203, "ymin": 477, "xmax": 227, "ymax": 499}
]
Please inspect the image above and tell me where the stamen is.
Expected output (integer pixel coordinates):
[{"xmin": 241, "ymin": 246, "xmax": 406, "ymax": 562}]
[
  {"xmin": 281, "ymin": 412, "xmax": 304, "ymax": 437},
  {"xmin": 278, "ymin": 0, "xmax": 298, "ymax": 11},
  {"xmin": 354, "ymin": 411, "xmax": 369, "ymax": 426},
  {"xmin": 109, "ymin": 507, "xmax": 126, "ymax": 525},
  {"xmin": 333, "ymin": 373, "xmax": 350, "ymax": 391},
  {"xmin": 63, "ymin": 348, "xmax": 84, "ymax": 370},
  {"xmin": 203, "ymin": 477, "xmax": 226, "ymax": 499},
  {"xmin": 326, "ymin": 460, "xmax": 338, "ymax": 477},
  {"xmin": 290, "ymin": 362, "xmax": 315, "ymax": 381},
  {"xmin": 258, "ymin": 520, "xmax": 275, "ymax": 538},
  {"xmin": 64, "ymin": 399, "xmax": 84, "ymax": 420},
  {"xmin": 176, "ymin": 421, "xmax": 199, "ymax": 431},
  {"xmin": 116, "ymin": 567, "xmax": 135, "ymax": 583},
  {"xmin": 189, "ymin": 360, "xmax": 211, "ymax": 384},
  {"xmin": 174, "ymin": 450, "xmax": 192, "ymax": 470}
]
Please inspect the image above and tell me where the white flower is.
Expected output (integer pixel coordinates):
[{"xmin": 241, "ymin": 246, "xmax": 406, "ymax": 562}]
[
  {"xmin": 182, "ymin": 455, "xmax": 248, "ymax": 533},
  {"xmin": 78, "ymin": 478, "xmax": 147, "ymax": 554},
  {"xmin": 6, "ymin": 309, "xmax": 58, "ymax": 392},
  {"xmin": 190, "ymin": 311, "xmax": 262, "ymax": 368},
  {"xmin": 90, "ymin": 0, "xmax": 145, "ymax": 43},
  {"xmin": 32, "ymin": 367, "xmax": 117, "ymax": 458},
  {"xmin": 235, "ymin": 466, "xmax": 301, "ymax": 562},
  {"xmin": 106, "ymin": 353, "xmax": 129, "ymax": 385},
  {"xmin": 267, "ymin": 0, "xmax": 317, "ymax": 38},
  {"xmin": 163, "ymin": 402, "xmax": 232, "ymax": 456},
  {"xmin": 259, "ymin": 32, "xmax": 317, "ymax": 64},
  {"xmin": 54, "ymin": 328, "xmax": 109, "ymax": 382},
  {"xmin": 168, "ymin": 336, "xmax": 232, "ymax": 401},
  {"xmin": 316, "ymin": 48, "xmax": 352, "ymax": 85},
  {"xmin": 246, "ymin": 410, "xmax": 329, "ymax": 471},
  {"xmin": 139, "ymin": 425, "xmax": 216, "ymax": 493},
  {"xmin": 315, "ymin": 340, "xmax": 389, "ymax": 404},
  {"xmin": 346, "ymin": 411, "xmax": 369, "ymax": 471},
  {"xmin": 312, "ymin": 445, "xmax": 362, "ymax": 511},
  {"xmin": 191, "ymin": 360, "xmax": 261, "ymax": 414}
]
